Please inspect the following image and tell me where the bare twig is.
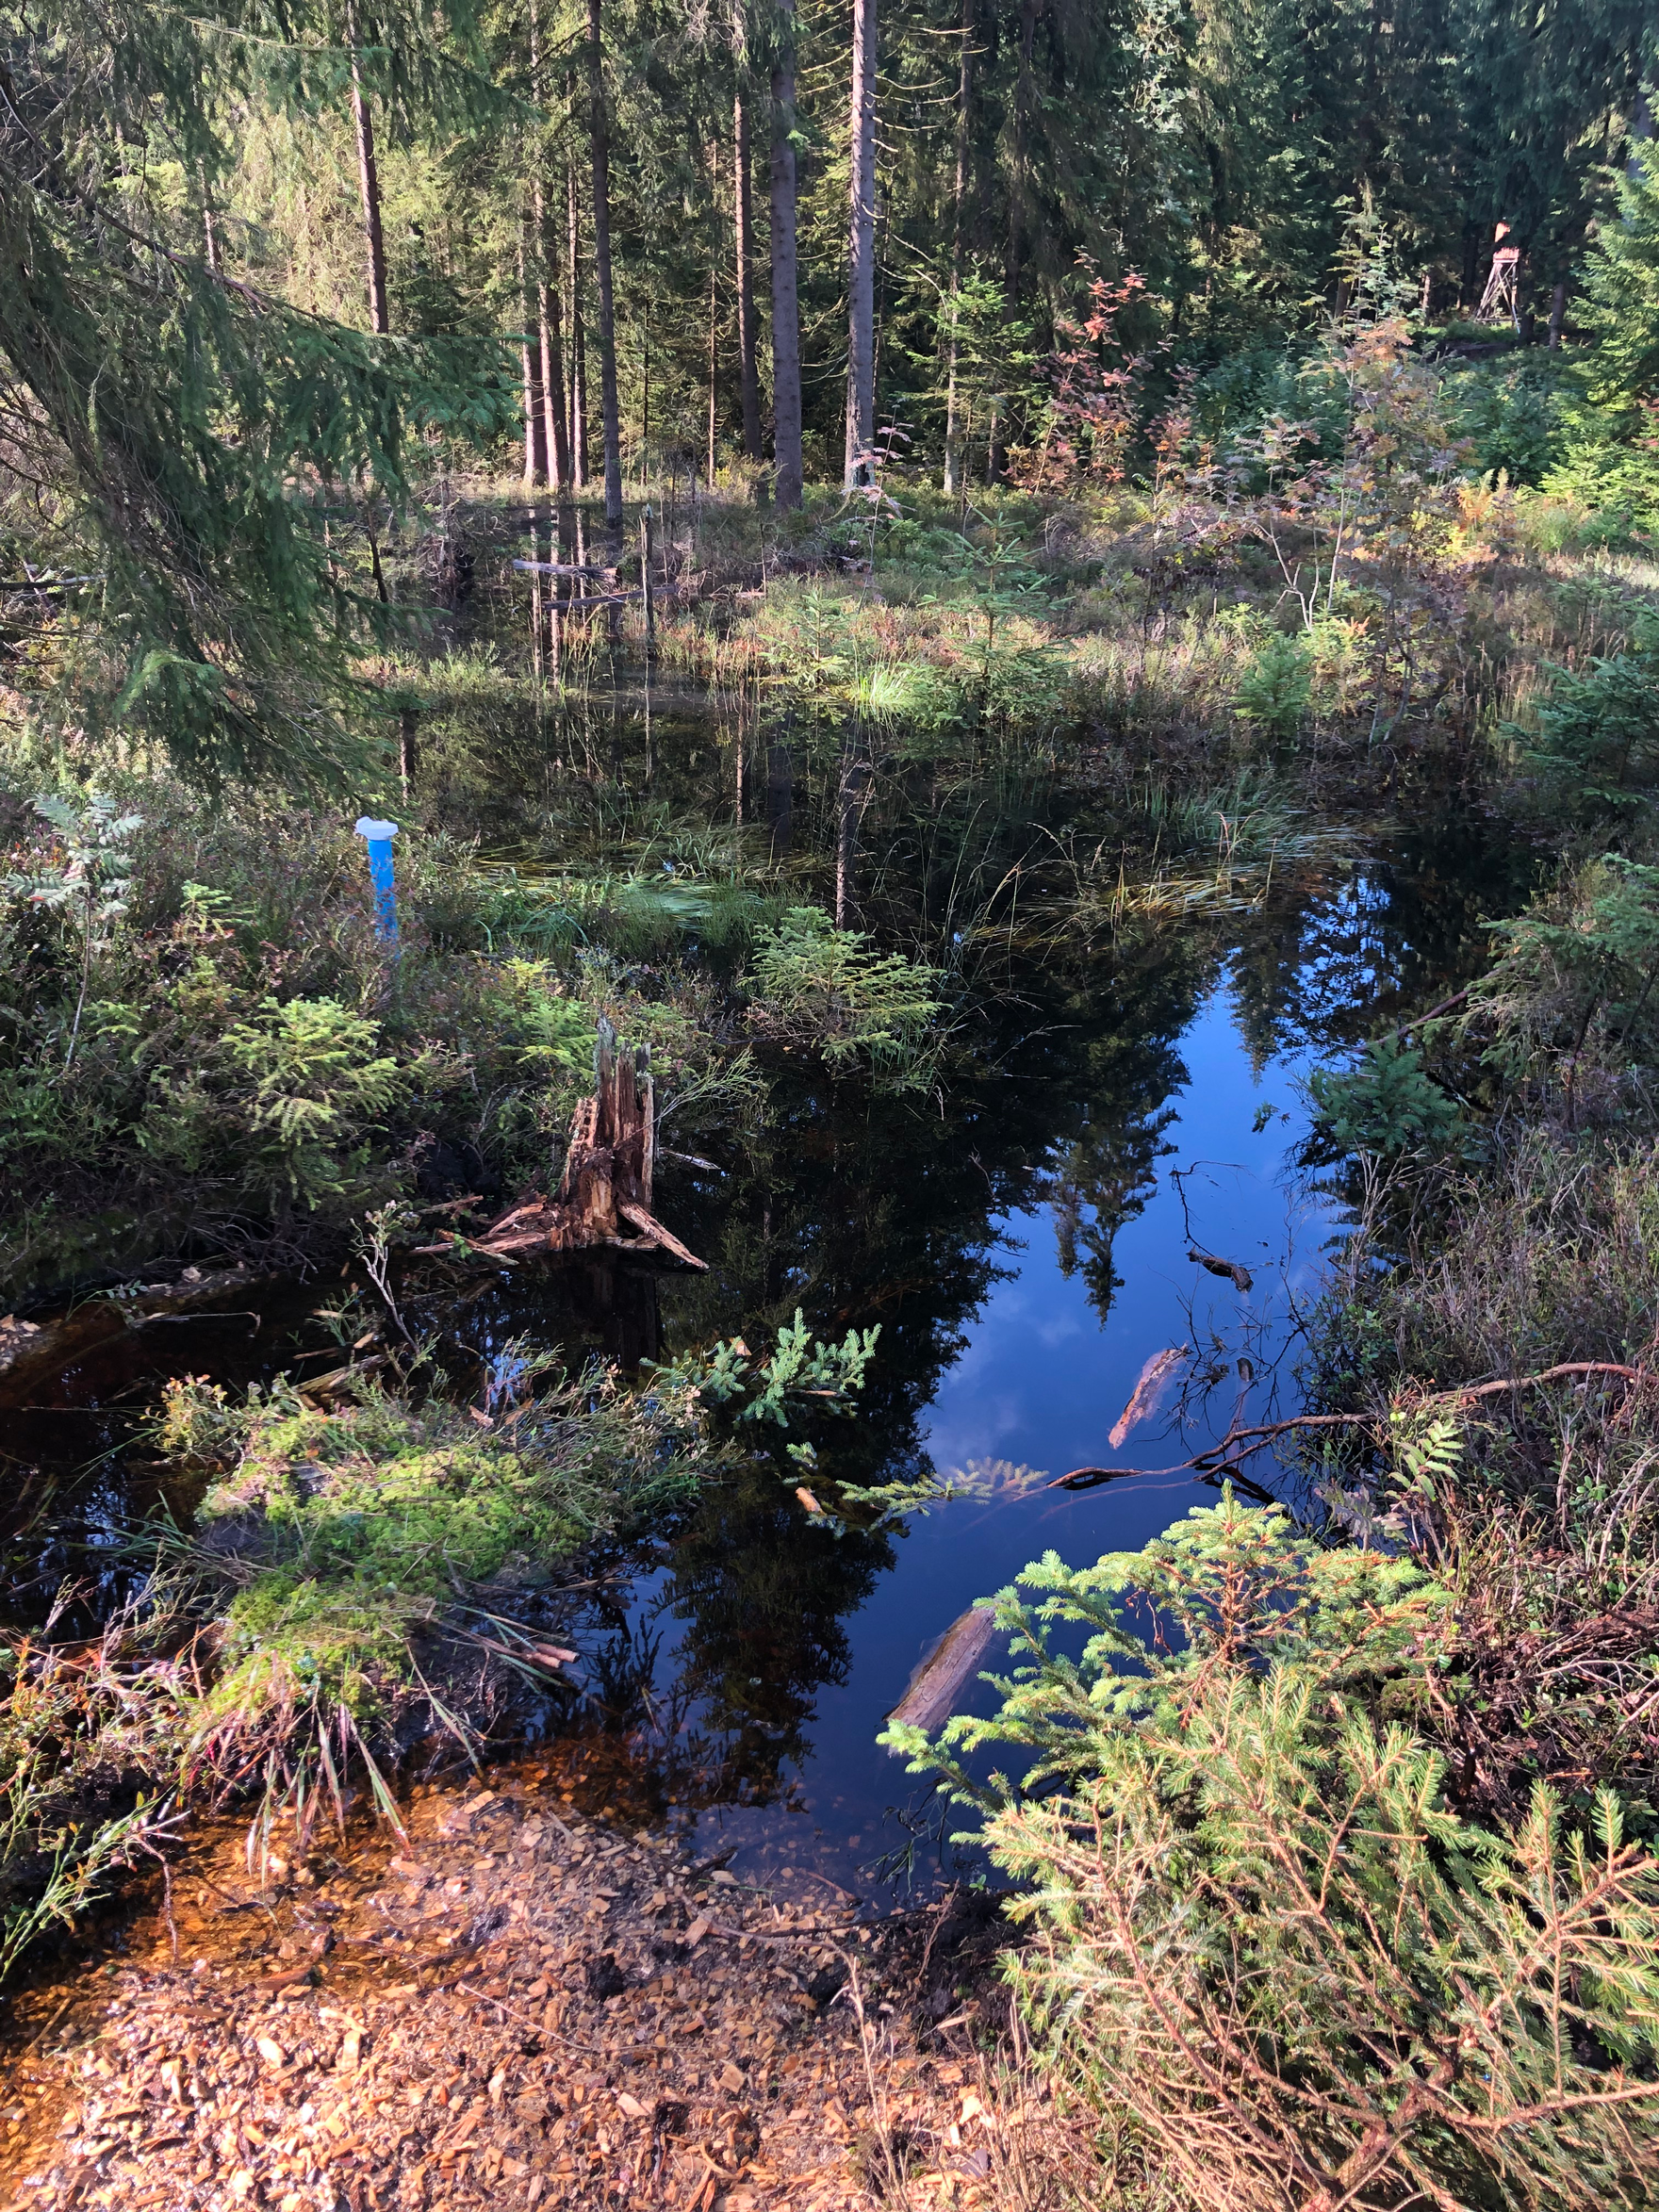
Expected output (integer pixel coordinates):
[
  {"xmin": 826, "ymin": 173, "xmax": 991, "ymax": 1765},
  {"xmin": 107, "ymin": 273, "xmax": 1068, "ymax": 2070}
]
[{"xmin": 1052, "ymin": 1363, "xmax": 1649, "ymax": 1492}]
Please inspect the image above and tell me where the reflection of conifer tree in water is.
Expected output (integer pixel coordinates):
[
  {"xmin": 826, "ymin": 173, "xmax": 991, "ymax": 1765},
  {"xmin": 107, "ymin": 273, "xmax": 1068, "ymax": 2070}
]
[
  {"xmin": 647, "ymin": 916, "xmax": 1224, "ymax": 1783},
  {"xmin": 654, "ymin": 1463, "xmax": 893, "ymax": 1801},
  {"xmin": 1227, "ymin": 821, "xmax": 1543, "ymax": 1064},
  {"xmin": 1032, "ymin": 921, "xmax": 1217, "ymax": 1323}
]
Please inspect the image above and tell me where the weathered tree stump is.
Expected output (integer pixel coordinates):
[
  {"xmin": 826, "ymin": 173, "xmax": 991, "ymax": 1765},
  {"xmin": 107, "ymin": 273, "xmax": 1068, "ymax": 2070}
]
[{"xmin": 423, "ymin": 1020, "xmax": 705, "ymax": 1270}]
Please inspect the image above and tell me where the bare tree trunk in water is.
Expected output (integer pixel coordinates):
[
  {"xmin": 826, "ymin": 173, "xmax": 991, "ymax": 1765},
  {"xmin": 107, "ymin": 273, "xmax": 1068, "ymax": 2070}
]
[
  {"xmin": 835, "ymin": 728, "xmax": 871, "ymax": 927},
  {"xmin": 844, "ymin": 0, "xmax": 878, "ymax": 486},
  {"xmin": 1549, "ymin": 279, "xmax": 1568, "ymax": 349},
  {"xmin": 768, "ymin": 0, "xmax": 803, "ymax": 509},
  {"xmin": 766, "ymin": 729, "xmax": 795, "ymax": 859},
  {"xmin": 347, "ymin": 3, "xmax": 389, "ymax": 335},
  {"xmin": 942, "ymin": 0, "xmax": 972, "ymax": 496},
  {"xmin": 734, "ymin": 90, "xmax": 764, "ymax": 464},
  {"xmin": 519, "ymin": 220, "xmax": 549, "ymax": 486},
  {"xmin": 567, "ymin": 163, "xmax": 589, "ymax": 487},
  {"xmin": 585, "ymin": 0, "xmax": 625, "ymax": 532}
]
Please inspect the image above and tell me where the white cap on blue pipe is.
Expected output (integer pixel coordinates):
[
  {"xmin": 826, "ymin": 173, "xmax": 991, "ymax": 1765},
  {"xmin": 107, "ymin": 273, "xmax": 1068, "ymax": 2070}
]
[{"xmin": 354, "ymin": 817, "xmax": 400, "ymax": 840}]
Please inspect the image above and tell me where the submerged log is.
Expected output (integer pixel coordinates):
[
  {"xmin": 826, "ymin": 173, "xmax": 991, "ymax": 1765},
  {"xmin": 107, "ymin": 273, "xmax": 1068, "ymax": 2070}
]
[
  {"xmin": 419, "ymin": 1019, "xmax": 705, "ymax": 1270},
  {"xmin": 886, "ymin": 1604, "xmax": 1000, "ymax": 1736},
  {"xmin": 1109, "ymin": 1344, "xmax": 1191, "ymax": 1450}
]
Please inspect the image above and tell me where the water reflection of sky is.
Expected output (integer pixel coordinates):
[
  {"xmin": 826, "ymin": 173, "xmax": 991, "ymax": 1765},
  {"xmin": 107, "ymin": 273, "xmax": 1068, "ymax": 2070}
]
[{"xmin": 682, "ymin": 976, "xmax": 1336, "ymax": 1894}]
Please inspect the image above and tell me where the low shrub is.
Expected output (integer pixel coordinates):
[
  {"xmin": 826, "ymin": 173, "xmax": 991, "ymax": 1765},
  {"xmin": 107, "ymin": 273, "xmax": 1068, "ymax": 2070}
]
[
  {"xmin": 886, "ymin": 1495, "xmax": 1659, "ymax": 2212},
  {"xmin": 744, "ymin": 906, "xmax": 944, "ymax": 1088},
  {"xmin": 1234, "ymin": 630, "xmax": 1313, "ymax": 742},
  {"xmin": 1308, "ymin": 1036, "xmax": 1467, "ymax": 1158}
]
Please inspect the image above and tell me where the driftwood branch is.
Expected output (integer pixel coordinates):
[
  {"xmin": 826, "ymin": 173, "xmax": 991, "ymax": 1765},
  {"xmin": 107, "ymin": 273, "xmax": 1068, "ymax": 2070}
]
[
  {"xmin": 886, "ymin": 1605, "xmax": 1000, "ymax": 1733},
  {"xmin": 1052, "ymin": 1362, "xmax": 1648, "ymax": 1494}
]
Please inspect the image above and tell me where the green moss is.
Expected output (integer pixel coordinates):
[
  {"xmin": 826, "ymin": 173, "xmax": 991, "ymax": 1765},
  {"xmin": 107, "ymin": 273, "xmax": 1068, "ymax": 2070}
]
[
  {"xmin": 161, "ymin": 1368, "xmax": 713, "ymax": 1782},
  {"xmin": 213, "ymin": 1576, "xmax": 416, "ymax": 1725}
]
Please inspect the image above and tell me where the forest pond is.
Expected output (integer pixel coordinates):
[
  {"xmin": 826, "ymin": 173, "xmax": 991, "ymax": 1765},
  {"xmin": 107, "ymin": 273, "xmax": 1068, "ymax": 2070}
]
[{"xmin": 4, "ymin": 670, "xmax": 1535, "ymax": 1908}]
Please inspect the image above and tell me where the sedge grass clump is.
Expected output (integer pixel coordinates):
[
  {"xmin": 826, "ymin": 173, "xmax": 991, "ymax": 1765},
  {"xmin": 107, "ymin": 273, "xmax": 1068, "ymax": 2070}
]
[{"xmin": 0, "ymin": 1602, "xmax": 189, "ymax": 1979}]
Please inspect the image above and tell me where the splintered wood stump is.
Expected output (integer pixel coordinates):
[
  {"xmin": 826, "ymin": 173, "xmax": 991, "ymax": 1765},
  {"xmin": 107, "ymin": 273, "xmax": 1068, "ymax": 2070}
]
[{"xmin": 422, "ymin": 1019, "xmax": 704, "ymax": 1270}]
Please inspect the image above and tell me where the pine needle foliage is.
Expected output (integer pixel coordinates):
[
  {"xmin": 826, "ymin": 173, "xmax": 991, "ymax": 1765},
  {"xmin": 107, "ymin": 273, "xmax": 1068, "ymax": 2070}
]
[
  {"xmin": 745, "ymin": 906, "xmax": 944, "ymax": 1087},
  {"xmin": 0, "ymin": 1, "xmax": 516, "ymax": 786},
  {"xmin": 885, "ymin": 1495, "xmax": 1659, "ymax": 2212}
]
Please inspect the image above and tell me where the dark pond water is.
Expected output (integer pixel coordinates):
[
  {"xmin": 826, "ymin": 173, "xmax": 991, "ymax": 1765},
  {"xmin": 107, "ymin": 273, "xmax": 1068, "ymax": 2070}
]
[
  {"xmin": 3, "ymin": 570, "xmax": 1543, "ymax": 1906},
  {"xmin": 633, "ymin": 982, "xmax": 1325, "ymax": 1895},
  {"xmin": 626, "ymin": 845, "xmax": 1520, "ymax": 1897}
]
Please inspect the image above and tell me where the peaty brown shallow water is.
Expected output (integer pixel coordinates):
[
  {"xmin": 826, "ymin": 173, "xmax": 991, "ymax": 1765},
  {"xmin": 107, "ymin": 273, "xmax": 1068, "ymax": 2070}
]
[{"xmin": 0, "ymin": 1767, "xmax": 1028, "ymax": 2212}]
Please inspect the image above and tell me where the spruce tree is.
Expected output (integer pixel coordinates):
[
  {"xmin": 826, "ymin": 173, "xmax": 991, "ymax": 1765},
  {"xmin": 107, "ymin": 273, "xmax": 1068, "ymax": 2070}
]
[{"xmin": 0, "ymin": 0, "xmax": 514, "ymax": 787}]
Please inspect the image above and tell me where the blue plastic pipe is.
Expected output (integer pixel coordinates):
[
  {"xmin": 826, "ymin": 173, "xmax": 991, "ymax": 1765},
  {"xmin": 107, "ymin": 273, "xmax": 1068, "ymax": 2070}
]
[{"xmin": 353, "ymin": 816, "xmax": 400, "ymax": 944}]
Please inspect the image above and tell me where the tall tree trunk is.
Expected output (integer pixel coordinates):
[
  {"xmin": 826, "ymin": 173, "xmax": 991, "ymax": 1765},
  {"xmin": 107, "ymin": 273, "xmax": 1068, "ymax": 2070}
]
[
  {"xmin": 708, "ymin": 268, "xmax": 718, "ymax": 483},
  {"xmin": 585, "ymin": 0, "xmax": 625, "ymax": 531},
  {"xmin": 1626, "ymin": 89, "xmax": 1651, "ymax": 179},
  {"xmin": 942, "ymin": 0, "xmax": 972, "ymax": 496},
  {"xmin": 519, "ymin": 219, "xmax": 549, "ymax": 486},
  {"xmin": 347, "ymin": 3, "xmax": 389, "ymax": 335},
  {"xmin": 530, "ymin": 0, "xmax": 571, "ymax": 491},
  {"xmin": 768, "ymin": 0, "xmax": 804, "ymax": 510},
  {"xmin": 994, "ymin": 0, "xmax": 1040, "ymax": 482},
  {"xmin": 1548, "ymin": 277, "xmax": 1567, "ymax": 350},
  {"xmin": 844, "ymin": 0, "xmax": 878, "ymax": 487},
  {"xmin": 539, "ymin": 237, "xmax": 571, "ymax": 490},
  {"xmin": 641, "ymin": 309, "xmax": 651, "ymax": 488},
  {"xmin": 766, "ymin": 728, "xmax": 795, "ymax": 858},
  {"xmin": 734, "ymin": 90, "xmax": 764, "ymax": 462},
  {"xmin": 567, "ymin": 163, "xmax": 589, "ymax": 487},
  {"xmin": 1005, "ymin": 0, "xmax": 1039, "ymax": 310}
]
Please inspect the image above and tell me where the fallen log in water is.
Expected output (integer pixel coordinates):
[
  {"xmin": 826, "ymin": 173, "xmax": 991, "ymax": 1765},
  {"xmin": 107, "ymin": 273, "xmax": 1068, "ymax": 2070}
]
[
  {"xmin": 417, "ymin": 1019, "xmax": 706, "ymax": 1271},
  {"xmin": 1189, "ymin": 1249, "xmax": 1253, "ymax": 1292},
  {"xmin": 886, "ymin": 1604, "xmax": 1000, "ymax": 1737},
  {"xmin": 0, "ymin": 1262, "xmax": 274, "ymax": 1409},
  {"xmin": 1109, "ymin": 1344, "xmax": 1191, "ymax": 1449}
]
